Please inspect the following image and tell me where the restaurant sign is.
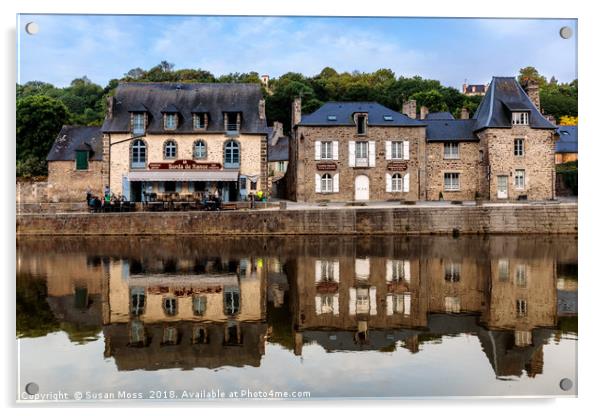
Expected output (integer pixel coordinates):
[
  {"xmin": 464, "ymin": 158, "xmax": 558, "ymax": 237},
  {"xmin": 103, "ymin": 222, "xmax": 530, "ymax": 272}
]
[
  {"xmin": 387, "ymin": 161, "xmax": 408, "ymax": 171},
  {"xmin": 148, "ymin": 159, "xmax": 222, "ymax": 170},
  {"xmin": 316, "ymin": 162, "xmax": 338, "ymax": 171}
]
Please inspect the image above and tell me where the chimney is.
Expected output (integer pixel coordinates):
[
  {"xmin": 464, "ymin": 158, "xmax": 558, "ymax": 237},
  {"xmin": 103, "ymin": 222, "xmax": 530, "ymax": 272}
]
[
  {"xmin": 271, "ymin": 121, "xmax": 284, "ymax": 145},
  {"xmin": 106, "ymin": 96, "xmax": 115, "ymax": 119},
  {"xmin": 291, "ymin": 97, "xmax": 302, "ymax": 128},
  {"xmin": 420, "ymin": 106, "xmax": 429, "ymax": 120},
  {"xmin": 460, "ymin": 108, "xmax": 470, "ymax": 120},
  {"xmin": 526, "ymin": 80, "xmax": 541, "ymax": 112},
  {"xmin": 402, "ymin": 99, "xmax": 417, "ymax": 119},
  {"xmin": 258, "ymin": 98, "xmax": 266, "ymax": 120}
]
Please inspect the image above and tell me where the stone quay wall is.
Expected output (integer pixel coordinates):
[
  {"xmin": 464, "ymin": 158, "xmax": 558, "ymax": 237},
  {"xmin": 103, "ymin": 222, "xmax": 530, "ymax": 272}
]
[{"xmin": 16, "ymin": 204, "xmax": 577, "ymax": 236}]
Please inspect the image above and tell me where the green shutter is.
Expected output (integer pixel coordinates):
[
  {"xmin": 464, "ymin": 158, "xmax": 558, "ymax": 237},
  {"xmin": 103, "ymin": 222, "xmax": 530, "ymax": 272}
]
[{"xmin": 76, "ymin": 151, "xmax": 89, "ymax": 170}]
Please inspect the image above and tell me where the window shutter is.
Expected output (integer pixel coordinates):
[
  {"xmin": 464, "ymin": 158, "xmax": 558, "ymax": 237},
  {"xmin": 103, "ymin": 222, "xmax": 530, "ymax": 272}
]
[
  {"xmin": 386, "ymin": 173, "xmax": 392, "ymax": 192},
  {"xmin": 315, "ymin": 296, "xmax": 322, "ymax": 315},
  {"xmin": 332, "ymin": 141, "xmax": 339, "ymax": 160},
  {"xmin": 404, "ymin": 141, "xmax": 410, "ymax": 160},
  {"xmin": 385, "ymin": 141, "xmax": 392, "ymax": 160},
  {"xmin": 349, "ymin": 288, "xmax": 357, "ymax": 315},
  {"xmin": 333, "ymin": 293, "xmax": 339, "ymax": 316},
  {"xmin": 315, "ymin": 141, "xmax": 321, "ymax": 160},
  {"xmin": 403, "ymin": 173, "xmax": 410, "ymax": 192},
  {"xmin": 404, "ymin": 260, "xmax": 411, "ymax": 283},
  {"xmin": 369, "ymin": 286, "xmax": 377, "ymax": 315},
  {"xmin": 348, "ymin": 141, "xmax": 356, "ymax": 167},
  {"xmin": 75, "ymin": 151, "xmax": 88, "ymax": 170},
  {"xmin": 386, "ymin": 260, "xmax": 392, "ymax": 282},
  {"xmin": 333, "ymin": 173, "xmax": 340, "ymax": 192},
  {"xmin": 333, "ymin": 261, "xmax": 340, "ymax": 282},
  {"xmin": 315, "ymin": 173, "xmax": 321, "ymax": 193},
  {"xmin": 369, "ymin": 141, "xmax": 376, "ymax": 167},
  {"xmin": 315, "ymin": 260, "xmax": 322, "ymax": 282},
  {"xmin": 386, "ymin": 294, "xmax": 393, "ymax": 316}
]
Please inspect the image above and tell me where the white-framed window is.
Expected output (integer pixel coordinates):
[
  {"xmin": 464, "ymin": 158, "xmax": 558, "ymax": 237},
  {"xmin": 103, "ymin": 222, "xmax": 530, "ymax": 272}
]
[
  {"xmin": 193, "ymin": 140, "xmax": 207, "ymax": 159},
  {"xmin": 321, "ymin": 173, "xmax": 333, "ymax": 192},
  {"xmin": 321, "ymin": 141, "xmax": 333, "ymax": 159},
  {"xmin": 445, "ymin": 263, "xmax": 461, "ymax": 282},
  {"xmin": 514, "ymin": 330, "xmax": 532, "ymax": 347},
  {"xmin": 444, "ymin": 173, "xmax": 460, "ymax": 191},
  {"xmin": 355, "ymin": 141, "xmax": 369, "ymax": 167},
  {"xmin": 444, "ymin": 142, "xmax": 460, "ymax": 159},
  {"xmin": 392, "ymin": 293, "xmax": 411, "ymax": 316},
  {"xmin": 512, "ymin": 112, "xmax": 529, "ymax": 125},
  {"xmin": 132, "ymin": 113, "xmax": 145, "ymax": 135},
  {"xmin": 515, "ymin": 264, "xmax": 527, "ymax": 287},
  {"xmin": 193, "ymin": 113, "xmax": 206, "ymax": 129},
  {"xmin": 391, "ymin": 141, "xmax": 404, "ymax": 159},
  {"xmin": 516, "ymin": 299, "xmax": 528, "ymax": 317},
  {"xmin": 192, "ymin": 295, "xmax": 207, "ymax": 316},
  {"xmin": 162, "ymin": 326, "xmax": 178, "ymax": 345},
  {"xmin": 392, "ymin": 173, "xmax": 403, "ymax": 192},
  {"xmin": 165, "ymin": 113, "xmax": 177, "ymax": 130},
  {"xmin": 320, "ymin": 260, "xmax": 336, "ymax": 281},
  {"xmin": 277, "ymin": 161, "xmax": 286, "ymax": 172},
  {"xmin": 130, "ymin": 287, "xmax": 146, "ymax": 316},
  {"xmin": 390, "ymin": 260, "xmax": 407, "ymax": 282},
  {"xmin": 515, "ymin": 169, "xmax": 525, "ymax": 189},
  {"xmin": 224, "ymin": 140, "xmax": 240, "ymax": 168},
  {"xmin": 514, "ymin": 138, "xmax": 525, "ymax": 156},
  {"xmin": 131, "ymin": 139, "xmax": 146, "ymax": 169},
  {"xmin": 445, "ymin": 296, "xmax": 461, "ymax": 313},
  {"xmin": 498, "ymin": 259, "xmax": 509, "ymax": 281},
  {"xmin": 356, "ymin": 114, "xmax": 367, "ymax": 135},
  {"xmin": 164, "ymin": 140, "xmax": 177, "ymax": 159},
  {"xmin": 163, "ymin": 297, "xmax": 177, "ymax": 316}
]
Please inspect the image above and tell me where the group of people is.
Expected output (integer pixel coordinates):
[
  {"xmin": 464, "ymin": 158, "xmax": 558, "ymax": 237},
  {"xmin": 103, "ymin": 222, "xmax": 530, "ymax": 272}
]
[{"xmin": 86, "ymin": 186, "xmax": 129, "ymax": 212}]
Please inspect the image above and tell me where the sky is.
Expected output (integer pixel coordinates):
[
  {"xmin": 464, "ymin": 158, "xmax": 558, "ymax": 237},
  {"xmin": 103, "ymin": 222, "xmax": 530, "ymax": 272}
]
[{"xmin": 17, "ymin": 14, "xmax": 577, "ymax": 90}]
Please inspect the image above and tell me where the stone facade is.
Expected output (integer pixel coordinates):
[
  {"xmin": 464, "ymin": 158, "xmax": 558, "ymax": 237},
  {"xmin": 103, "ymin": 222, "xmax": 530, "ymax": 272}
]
[
  {"xmin": 293, "ymin": 125, "xmax": 426, "ymax": 202},
  {"xmin": 47, "ymin": 160, "xmax": 104, "ymax": 202}
]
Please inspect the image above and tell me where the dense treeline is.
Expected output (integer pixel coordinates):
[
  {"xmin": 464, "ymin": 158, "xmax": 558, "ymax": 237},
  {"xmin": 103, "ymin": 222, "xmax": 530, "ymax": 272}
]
[{"xmin": 16, "ymin": 62, "xmax": 578, "ymax": 177}]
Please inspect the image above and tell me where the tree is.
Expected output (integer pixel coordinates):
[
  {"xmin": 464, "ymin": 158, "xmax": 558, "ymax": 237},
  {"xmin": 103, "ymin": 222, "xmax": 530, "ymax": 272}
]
[
  {"xmin": 518, "ymin": 66, "xmax": 547, "ymax": 87},
  {"xmin": 410, "ymin": 89, "xmax": 448, "ymax": 112},
  {"xmin": 17, "ymin": 95, "xmax": 69, "ymax": 177},
  {"xmin": 559, "ymin": 115, "xmax": 578, "ymax": 125}
]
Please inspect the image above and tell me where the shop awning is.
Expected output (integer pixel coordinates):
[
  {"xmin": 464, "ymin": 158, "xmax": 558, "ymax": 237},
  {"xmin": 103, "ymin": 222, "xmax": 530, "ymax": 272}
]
[{"xmin": 127, "ymin": 170, "xmax": 239, "ymax": 182}]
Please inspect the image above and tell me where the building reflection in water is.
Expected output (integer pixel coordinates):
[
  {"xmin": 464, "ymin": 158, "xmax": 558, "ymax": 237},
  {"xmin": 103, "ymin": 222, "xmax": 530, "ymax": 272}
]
[{"xmin": 16, "ymin": 235, "xmax": 577, "ymax": 379}]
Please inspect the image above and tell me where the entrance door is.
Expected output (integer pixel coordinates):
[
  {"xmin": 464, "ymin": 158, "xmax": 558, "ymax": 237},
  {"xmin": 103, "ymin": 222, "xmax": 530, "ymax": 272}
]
[
  {"xmin": 497, "ymin": 175, "xmax": 508, "ymax": 199},
  {"xmin": 355, "ymin": 175, "xmax": 370, "ymax": 201}
]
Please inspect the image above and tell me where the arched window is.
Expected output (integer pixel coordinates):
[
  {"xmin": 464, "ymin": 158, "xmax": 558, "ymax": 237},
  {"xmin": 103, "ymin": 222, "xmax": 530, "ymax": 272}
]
[
  {"xmin": 392, "ymin": 173, "xmax": 403, "ymax": 192},
  {"xmin": 164, "ymin": 140, "xmax": 177, "ymax": 159},
  {"xmin": 224, "ymin": 140, "xmax": 240, "ymax": 168},
  {"xmin": 131, "ymin": 139, "xmax": 146, "ymax": 169},
  {"xmin": 193, "ymin": 140, "xmax": 207, "ymax": 159},
  {"xmin": 321, "ymin": 173, "xmax": 333, "ymax": 192}
]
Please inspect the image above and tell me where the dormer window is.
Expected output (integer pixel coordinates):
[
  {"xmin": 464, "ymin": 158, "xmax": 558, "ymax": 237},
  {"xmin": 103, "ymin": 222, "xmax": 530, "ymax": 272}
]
[
  {"xmin": 164, "ymin": 113, "xmax": 178, "ymax": 130},
  {"xmin": 131, "ymin": 112, "xmax": 146, "ymax": 135},
  {"xmin": 512, "ymin": 112, "xmax": 529, "ymax": 125},
  {"xmin": 356, "ymin": 114, "xmax": 367, "ymax": 135},
  {"xmin": 225, "ymin": 112, "xmax": 240, "ymax": 132},
  {"xmin": 383, "ymin": 115, "xmax": 393, "ymax": 121},
  {"xmin": 193, "ymin": 113, "xmax": 208, "ymax": 130},
  {"xmin": 327, "ymin": 115, "xmax": 337, "ymax": 121}
]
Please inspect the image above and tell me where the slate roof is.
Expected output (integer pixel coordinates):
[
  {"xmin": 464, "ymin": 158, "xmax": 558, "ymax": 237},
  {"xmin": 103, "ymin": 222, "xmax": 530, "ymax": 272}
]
[
  {"xmin": 425, "ymin": 119, "xmax": 478, "ymax": 142},
  {"xmin": 101, "ymin": 82, "xmax": 269, "ymax": 135},
  {"xmin": 472, "ymin": 77, "xmax": 556, "ymax": 131},
  {"xmin": 298, "ymin": 102, "xmax": 425, "ymax": 127},
  {"xmin": 556, "ymin": 125, "xmax": 578, "ymax": 153},
  {"xmin": 268, "ymin": 136, "xmax": 289, "ymax": 162},
  {"xmin": 47, "ymin": 125, "xmax": 103, "ymax": 161},
  {"xmin": 425, "ymin": 111, "xmax": 455, "ymax": 120},
  {"xmin": 465, "ymin": 84, "xmax": 487, "ymax": 93}
]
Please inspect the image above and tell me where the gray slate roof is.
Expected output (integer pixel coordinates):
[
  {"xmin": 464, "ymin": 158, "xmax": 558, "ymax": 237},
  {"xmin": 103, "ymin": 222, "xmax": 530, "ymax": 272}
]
[
  {"xmin": 556, "ymin": 125, "xmax": 578, "ymax": 153},
  {"xmin": 47, "ymin": 125, "xmax": 103, "ymax": 161},
  {"xmin": 268, "ymin": 136, "xmax": 289, "ymax": 162},
  {"xmin": 298, "ymin": 102, "xmax": 425, "ymax": 127},
  {"xmin": 425, "ymin": 119, "xmax": 478, "ymax": 142},
  {"xmin": 425, "ymin": 111, "xmax": 455, "ymax": 120},
  {"xmin": 472, "ymin": 77, "xmax": 556, "ymax": 131},
  {"xmin": 102, "ymin": 82, "xmax": 269, "ymax": 135}
]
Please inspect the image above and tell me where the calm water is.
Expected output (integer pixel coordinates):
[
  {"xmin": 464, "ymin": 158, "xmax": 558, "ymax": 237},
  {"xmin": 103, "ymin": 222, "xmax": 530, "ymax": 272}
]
[{"xmin": 16, "ymin": 235, "xmax": 577, "ymax": 401}]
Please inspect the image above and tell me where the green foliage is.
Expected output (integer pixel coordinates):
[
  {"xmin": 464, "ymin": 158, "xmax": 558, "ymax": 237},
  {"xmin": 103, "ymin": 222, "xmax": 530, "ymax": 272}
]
[
  {"xmin": 16, "ymin": 274, "xmax": 60, "ymax": 338},
  {"xmin": 17, "ymin": 95, "xmax": 69, "ymax": 176},
  {"xmin": 518, "ymin": 66, "xmax": 578, "ymax": 120},
  {"xmin": 410, "ymin": 89, "xmax": 448, "ymax": 112},
  {"xmin": 556, "ymin": 161, "xmax": 578, "ymax": 195}
]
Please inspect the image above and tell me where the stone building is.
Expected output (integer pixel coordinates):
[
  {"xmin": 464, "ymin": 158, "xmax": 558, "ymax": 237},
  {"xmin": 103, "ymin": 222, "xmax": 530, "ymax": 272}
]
[
  {"xmin": 462, "ymin": 82, "xmax": 489, "ymax": 96},
  {"xmin": 289, "ymin": 76, "xmax": 558, "ymax": 202},
  {"xmin": 267, "ymin": 121, "xmax": 289, "ymax": 197},
  {"xmin": 99, "ymin": 82, "xmax": 269, "ymax": 202},
  {"xmin": 46, "ymin": 125, "xmax": 104, "ymax": 202}
]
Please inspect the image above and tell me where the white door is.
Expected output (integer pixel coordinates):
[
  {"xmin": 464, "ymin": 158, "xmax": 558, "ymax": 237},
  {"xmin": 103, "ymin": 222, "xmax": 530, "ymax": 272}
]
[
  {"xmin": 497, "ymin": 175, "xmax": 508, "ymax": 199},
  {"xmin": 355, "ymin": 175, "xmax": 370, "ymax": 201}
]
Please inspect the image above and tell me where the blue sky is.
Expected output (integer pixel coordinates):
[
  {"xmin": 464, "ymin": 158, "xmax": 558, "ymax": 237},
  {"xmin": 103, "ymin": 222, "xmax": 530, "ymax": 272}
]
[{"xmin": 17, "ymin": 15, "xmax": 577, "ymax": 90}]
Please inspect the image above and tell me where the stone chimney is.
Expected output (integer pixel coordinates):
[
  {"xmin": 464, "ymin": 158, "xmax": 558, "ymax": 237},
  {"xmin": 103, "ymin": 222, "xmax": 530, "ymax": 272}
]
[
  {"xmin": 271, "ymin": 121, "xmax": 284, "ymax": 145},
  {"xmin": 402, "ymin": 99, "xmax": 417, "ymax": 119},
  {"xmin": 106, "ymin": 96, "xmax": 115, "ymax": 119},
  {"xmin": 420, "ymin": 106, "xmax": 429, "ymax": 120},
  {"xmin": 291, "ymin": 97, "xmax": 302, "ymax": 128},
  {"xmin": 258, "ymin": 98, "xmax": 266, "ymax": 120},
  {"xmin": 460, "ymin": 108, "xmax": 470, "ymax": 120},
  {"xmin": 526, "ymin": 80, "xmax": 541, "ymax": 112}
]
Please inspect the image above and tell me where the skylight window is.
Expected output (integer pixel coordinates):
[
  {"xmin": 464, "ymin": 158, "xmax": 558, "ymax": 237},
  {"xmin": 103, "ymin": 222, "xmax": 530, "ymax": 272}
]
[
  {"xmin": 327, "ymin": 115, "xmax": 337, "ymax": 121},
  {"xmin": 383, "ymin": 115, "xmax": 394, "ymax": 121}
]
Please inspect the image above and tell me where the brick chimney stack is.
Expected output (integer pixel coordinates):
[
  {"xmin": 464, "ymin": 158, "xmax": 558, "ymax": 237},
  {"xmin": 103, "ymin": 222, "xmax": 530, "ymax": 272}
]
[
  {"xmin": 526, "ymin": 80, "xmax": 541, "ymax": 112},
  {"xmin": 402, "ymin": 100, "xmax": 417, "ymax": 119},
  {"xmin": 292, "ymin": 97, "xmax": 302, "ymax": 128},
  {"xmin": 420, "ymin": 106, "xmax": 429, "ymax": 120},
  {"xmin": 460, "ymin": 108, "xmax": 470, "ymax": 120}
]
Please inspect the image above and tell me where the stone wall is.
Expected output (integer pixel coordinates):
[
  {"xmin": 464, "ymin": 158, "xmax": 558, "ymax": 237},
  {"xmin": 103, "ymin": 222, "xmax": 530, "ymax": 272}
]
[
  {"xmin": 47, "ymin": 160, "xmax": 104, "ymax": 202},
  {"xmin": 16, "ymin": 179, "xmax": 48, "ymax": 203},
  {"xmin": 294, "ymin": 126, "xmax": 426, "ymax": 202},
  {"xmin": 16, "ymin": 204, "xmax": 577, "ymax": 236}
]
